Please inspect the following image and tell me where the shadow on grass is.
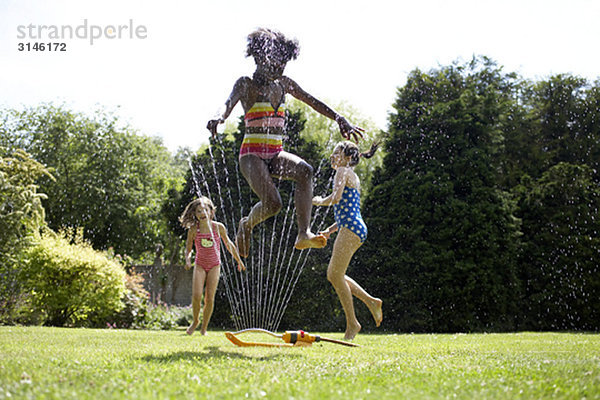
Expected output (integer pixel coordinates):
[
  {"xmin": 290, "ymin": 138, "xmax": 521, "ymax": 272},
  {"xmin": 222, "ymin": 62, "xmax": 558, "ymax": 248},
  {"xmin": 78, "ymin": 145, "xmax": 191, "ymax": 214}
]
[{"xmin": 142, "ymin": 346, "xmax": 302, "ymax": 363}]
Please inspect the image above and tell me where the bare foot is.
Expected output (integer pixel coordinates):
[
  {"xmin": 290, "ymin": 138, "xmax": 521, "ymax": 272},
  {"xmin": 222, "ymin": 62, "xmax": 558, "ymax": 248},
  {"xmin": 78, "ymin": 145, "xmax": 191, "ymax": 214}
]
[
  {"xmin": 186, "ymin": 321, "xmax": 199, "ymax": 335},
  {"xmin": 344, "ymin": 321, "xmax": 361, "ymax": 341},
  {"xmin": 236, "ymin": 217, "xmax": 251, "ymax": 258},
  {"xmin": 200, "ymin": 329, "xmax": 207, "ymax": 336},
  {"xmin": 294, "ymin": 232, "xmax": 327, "ymax": 250},
  {"xmin": 369, "ymin": 298, "xmax": 383, "ymax": 327}
]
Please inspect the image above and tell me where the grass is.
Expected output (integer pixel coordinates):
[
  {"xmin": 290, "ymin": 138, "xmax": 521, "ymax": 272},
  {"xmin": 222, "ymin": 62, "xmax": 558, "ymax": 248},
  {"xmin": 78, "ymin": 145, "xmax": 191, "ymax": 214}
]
[{"xmin": 1, "ymin": 327, "xmax": 599, "ymax": 399}]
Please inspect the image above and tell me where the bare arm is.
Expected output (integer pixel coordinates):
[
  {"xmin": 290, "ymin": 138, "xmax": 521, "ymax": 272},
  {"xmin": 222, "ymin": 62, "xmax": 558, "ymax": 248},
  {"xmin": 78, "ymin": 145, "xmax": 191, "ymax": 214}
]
[
  {"xmin": 184, "ymin": 227, "xmax": 196, "ymax": 270},
  {"xmin": 282, "ymin": 76, "xmax": 364, "ymax": 142},
  {"xmin": 313, "ymin": 167, "xmax": 349, "ymax": 206},
  {"xmin": 207, "ymin": 77, "xmax": 249, "ymax": 137},
  {"xmin": 319, "ymin": 222, "xmax": 338, "ymax": 240},
  {"xmin": 217, "ymin": 222, "xmax": 245, "ymax": 271}
]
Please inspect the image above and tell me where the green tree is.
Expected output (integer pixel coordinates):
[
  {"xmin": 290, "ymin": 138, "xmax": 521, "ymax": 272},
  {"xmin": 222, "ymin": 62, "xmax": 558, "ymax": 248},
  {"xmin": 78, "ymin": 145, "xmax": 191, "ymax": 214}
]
[
  {"xmin": 0, "ymin": 104, "xmax": 184, "ymax": 261},
  {"xmin": 502, "ymin": 75, "xmax": 600, "ymax": 330},
  {"xmin": 359, "ymin": 57, "xmax": 522, "ymax": 332},
  {"xmin": 529, "ymin": 75, "xmax": 600, "ymax": 180},
  {"xmin": 516, "ymin": 163, "xmax": 600, "ymax": 330},
  {"xmin": 0, "ymin": 149, "xmax": 53, "ymax": 322},
  {"xmin": 503, "ymin": 75, "xmax": 600, "ymax": 189}
]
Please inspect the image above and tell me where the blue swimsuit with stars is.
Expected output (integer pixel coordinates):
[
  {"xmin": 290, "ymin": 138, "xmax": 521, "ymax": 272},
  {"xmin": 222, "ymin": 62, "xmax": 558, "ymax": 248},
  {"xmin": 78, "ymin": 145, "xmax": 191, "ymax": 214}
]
[{"xmin": 333, "ymin": 186, "xmax": 368, "ymax": 242}]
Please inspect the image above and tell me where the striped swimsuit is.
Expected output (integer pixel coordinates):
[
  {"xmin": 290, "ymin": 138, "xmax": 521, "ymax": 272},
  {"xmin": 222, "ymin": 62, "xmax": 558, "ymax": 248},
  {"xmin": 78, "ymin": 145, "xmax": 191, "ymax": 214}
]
[
  {"xmin": 239, "ymin": 101, "xmax": 285, "ymax": 160},
  {"xmin": 194, "ymin": 222, "xmax": 221, "ymax": 272}
]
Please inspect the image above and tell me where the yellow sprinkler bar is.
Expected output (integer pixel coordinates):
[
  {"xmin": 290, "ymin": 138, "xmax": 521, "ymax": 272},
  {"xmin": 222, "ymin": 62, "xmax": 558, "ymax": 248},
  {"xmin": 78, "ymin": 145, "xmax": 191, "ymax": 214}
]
[{"xmin": 225, "ymin": 328, "xmax": 359, "ymax": 348}]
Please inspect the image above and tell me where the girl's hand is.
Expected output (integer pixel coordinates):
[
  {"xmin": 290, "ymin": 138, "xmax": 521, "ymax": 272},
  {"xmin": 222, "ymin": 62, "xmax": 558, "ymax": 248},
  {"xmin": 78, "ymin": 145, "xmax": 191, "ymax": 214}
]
[
  {"xmin": 206, "ymin": 119, "xmax": 223, "ymax": 138},
  {"xmin": 237, "ymin": 261, "xmax": 246, "ymax": 272},
  {"xmin": 312, "ymin": 196, "xmax": 324, "ymax": 206},
  {"xmin": 337, "ymin": 116, "xmax": 364, "ymax": 143},
  {"xmin": 184, "ymin": 258, "xmax": 192, "ymax": 270},
  {"xmin": 319, "ymin": 230, "xmax": 332, "ymax": 240}
]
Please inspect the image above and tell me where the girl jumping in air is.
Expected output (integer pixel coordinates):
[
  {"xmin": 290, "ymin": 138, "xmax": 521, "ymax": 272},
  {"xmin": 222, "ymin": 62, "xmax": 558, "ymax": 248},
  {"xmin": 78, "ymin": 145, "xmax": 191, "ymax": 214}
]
[
  {"xmin": 313, "ymin": 141, "xmax": 383, "ymax": 340},
  {"xmin": 180, "ymin": 196, "xmax": 245, "ymax": 336},
  {"xmin": 207, "ymin": 28, "xmax": 364, "ymax": 257}
]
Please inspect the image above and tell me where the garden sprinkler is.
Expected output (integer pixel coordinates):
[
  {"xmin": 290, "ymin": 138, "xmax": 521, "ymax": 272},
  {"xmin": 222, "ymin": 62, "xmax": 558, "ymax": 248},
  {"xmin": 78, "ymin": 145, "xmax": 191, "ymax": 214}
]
[{"xmin": 225, "ymin": 328, "xmax": 359, "ymax": 347}]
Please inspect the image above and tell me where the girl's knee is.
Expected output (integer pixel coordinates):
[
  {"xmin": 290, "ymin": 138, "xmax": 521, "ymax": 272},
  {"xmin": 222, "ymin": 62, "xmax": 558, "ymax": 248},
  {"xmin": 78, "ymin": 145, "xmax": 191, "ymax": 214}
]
[
  {"xmin": 204, "ymin": 296, "xmax": 215, "ymax": 309},
  {"xmin": 327, "ymin": 270, "xmax": 344, "ymax": 286},
  {"xmin": 297, "ymin": 161, "xmax": 314, "ymax": 181},
  {"xmin": 191, "ymin": 294, "xmax": 202, "ymax": 303},
  {"xmin": 263, "ymin": 195, "xmax": 282, "ymax": 215}
]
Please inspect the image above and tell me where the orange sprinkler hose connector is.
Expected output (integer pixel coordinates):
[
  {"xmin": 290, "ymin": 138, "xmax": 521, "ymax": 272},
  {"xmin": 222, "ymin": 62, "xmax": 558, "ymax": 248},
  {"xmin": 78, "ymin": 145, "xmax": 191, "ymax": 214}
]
[{"xmin": 225, "ymin": 328, "xmax": 359, "ymax": 348}]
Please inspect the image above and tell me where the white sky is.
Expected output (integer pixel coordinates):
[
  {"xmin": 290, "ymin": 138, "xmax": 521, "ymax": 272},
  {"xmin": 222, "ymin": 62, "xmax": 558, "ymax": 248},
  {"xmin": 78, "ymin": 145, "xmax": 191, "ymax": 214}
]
[{"xmin": 1, "ymin": 0, "xmax": 599, "ymax": 151}]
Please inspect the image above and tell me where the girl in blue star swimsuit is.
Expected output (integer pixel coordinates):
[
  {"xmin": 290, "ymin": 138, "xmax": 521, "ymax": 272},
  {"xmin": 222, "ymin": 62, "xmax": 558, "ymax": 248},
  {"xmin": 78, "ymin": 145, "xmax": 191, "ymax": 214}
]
[{"xmin": 313, "ymin": 141, "xmax": 383, "ymax": 340}]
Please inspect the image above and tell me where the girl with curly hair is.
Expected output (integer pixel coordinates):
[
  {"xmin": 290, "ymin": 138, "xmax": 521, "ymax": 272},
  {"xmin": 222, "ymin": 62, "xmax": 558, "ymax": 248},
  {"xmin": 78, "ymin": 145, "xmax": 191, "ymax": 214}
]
[{"xmin": 207, "ymin": 28, "xmax": 364, "ymax": 257}]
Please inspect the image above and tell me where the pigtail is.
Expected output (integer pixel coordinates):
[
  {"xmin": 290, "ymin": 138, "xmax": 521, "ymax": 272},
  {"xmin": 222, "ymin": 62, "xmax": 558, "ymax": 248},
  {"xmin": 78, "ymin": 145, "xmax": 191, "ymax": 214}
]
[
  {"xmin": 339, "ymin": 140, "xmax": 380, "ymax": 166},
  {"xmin": 359, "ymin": 141, "xmax": 380, "ymax": 159}
]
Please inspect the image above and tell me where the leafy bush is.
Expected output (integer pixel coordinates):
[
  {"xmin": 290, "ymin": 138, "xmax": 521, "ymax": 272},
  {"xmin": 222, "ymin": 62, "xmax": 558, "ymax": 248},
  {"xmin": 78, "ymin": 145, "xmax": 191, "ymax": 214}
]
[
  {"xmin": 140, "ymin": 303, "xmax": 178, "ymax": 330},
  {"xmin": 169, "ymin": 305, "xmax": 193, "ymax": 327},
  {"xmin": 107, "ymin": 269, "xmax": 192, "ymax": 330},
  {"xmin": 21, "ymin": 229, "xmax": 126, "ymax": 327},
  {"xmin": 102, "ymin": 269, "xmax": 149, "ymax": 329},
  {"xmin": 0, "ymin": 148, "xmax": 53, "ymax": 323}
]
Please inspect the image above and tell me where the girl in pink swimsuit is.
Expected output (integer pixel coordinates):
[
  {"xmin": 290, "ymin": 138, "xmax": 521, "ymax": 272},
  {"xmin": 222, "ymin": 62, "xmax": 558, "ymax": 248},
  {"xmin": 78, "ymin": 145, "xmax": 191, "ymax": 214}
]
[
  {"xmin": 180, "ymin": 196, "xmax": 245, "ymax": 336},
  {"xmin": 207, "ymin": 28, "xmax": 365, "ymax": 258}
]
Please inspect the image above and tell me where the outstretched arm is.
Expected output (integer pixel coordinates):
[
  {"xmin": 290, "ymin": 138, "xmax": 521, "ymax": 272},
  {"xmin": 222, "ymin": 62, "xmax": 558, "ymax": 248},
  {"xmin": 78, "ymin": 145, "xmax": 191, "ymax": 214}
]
[
  {"xmin": 319, "ymin": 222, "xmax": 338, "ymax": 240},
  {"xmin": 217, "ymin": 222, "xmax": 245, "ymax": 271},
  {"xmin": 312, "ymin": 167, "xmax": 349, "ymax": 206},
  {"xmin": 207, "ymin": 77, "xmax": 249, "ymax": 137},
  {"xmin": 282, "ymin": 76, "xmax": 364, "ymax": 142}
]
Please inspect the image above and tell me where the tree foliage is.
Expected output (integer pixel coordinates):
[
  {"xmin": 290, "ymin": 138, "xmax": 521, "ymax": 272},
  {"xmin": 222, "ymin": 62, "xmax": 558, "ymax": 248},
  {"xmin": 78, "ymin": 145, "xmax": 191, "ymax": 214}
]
[
  {"xmin": 358, "ymin": 57, "xmax": 522, "ymax": 332},
  {"xmin": 517, "ymin": 165, "xmax": 600, "ymax": 330},
  {"xmin": 0, "ymin": 149, "xmax": 53, "ymax": 323},
  {"xmin": 355, "ymin": 60, "xmax": 600, "ymax": 332},
  {"xmin": 21, "ymin": 229, "xmax": 126, "ymax": 327},
  {"xmin": 508, "ymin": 75, "xmax": 600, "ymax": 330},
  {"xmin": 0, "ymin": 104, "xmax": 184, "ymax": 261}
]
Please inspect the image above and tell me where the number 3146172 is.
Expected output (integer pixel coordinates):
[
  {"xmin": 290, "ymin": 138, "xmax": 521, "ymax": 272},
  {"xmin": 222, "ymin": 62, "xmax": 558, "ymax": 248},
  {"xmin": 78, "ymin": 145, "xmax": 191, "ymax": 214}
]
[{"xmin": 18, "ymin": 42, "xmax": 67, "ymax": 51}]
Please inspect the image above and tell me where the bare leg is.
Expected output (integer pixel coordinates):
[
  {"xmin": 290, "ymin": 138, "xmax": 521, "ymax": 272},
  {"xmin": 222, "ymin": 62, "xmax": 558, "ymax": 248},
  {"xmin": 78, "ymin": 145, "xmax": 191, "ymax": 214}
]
[
  {"xmin": 270, "ymin": 152, "xmax": 326, "ymax": 250},
  {"xmin": 345, "ymin": 276, "xmax": 383, "ymax": 327},
  {"xmin": 327, "ymin": 228, "xmax": 363, "ymax": 340},
  {"xmin": 238, "ymin": 155, "xmax": 283, "ymax": 257},
  {"xmin": 187, "ymin": 266, "xmax": 207, "ymax": 335},
  {"xmin": 200, "ymin": 265, "xmax": 221, "ymax": 335}
]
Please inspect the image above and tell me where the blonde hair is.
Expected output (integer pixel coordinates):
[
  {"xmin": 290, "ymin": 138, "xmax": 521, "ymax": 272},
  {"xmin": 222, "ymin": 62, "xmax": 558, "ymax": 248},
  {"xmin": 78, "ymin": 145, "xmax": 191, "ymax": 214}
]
[
  {"xmin": 335, "ymin": 141, "xmax": 379, "ymax": 167},
  {"xmin": 179, "ymin": 196, "xmax": 216, "ymax": 229}
]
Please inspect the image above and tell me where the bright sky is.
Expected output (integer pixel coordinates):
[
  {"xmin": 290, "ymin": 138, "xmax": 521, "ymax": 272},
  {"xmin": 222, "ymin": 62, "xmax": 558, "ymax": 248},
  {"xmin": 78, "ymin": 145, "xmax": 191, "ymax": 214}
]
[{"xmin": 1, "ymin": 0, "xmax": 599, "ymax": 151}]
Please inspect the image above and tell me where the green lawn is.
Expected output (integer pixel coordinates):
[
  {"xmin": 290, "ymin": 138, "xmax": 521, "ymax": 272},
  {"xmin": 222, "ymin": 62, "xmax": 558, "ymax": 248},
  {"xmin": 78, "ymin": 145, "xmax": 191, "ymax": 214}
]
[{"xmin": 1, "ymin": 327, "xmax": 599, "ymax": 399}]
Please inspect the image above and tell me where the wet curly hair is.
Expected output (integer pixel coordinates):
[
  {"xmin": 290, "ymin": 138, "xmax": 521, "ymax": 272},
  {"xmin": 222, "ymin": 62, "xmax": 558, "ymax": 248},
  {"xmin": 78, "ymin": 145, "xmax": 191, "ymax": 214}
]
[{"xmin": 246, "ymin": 28, "xmax": 300, "ymax": 63}]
